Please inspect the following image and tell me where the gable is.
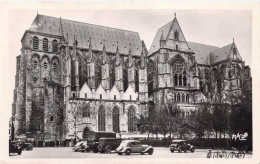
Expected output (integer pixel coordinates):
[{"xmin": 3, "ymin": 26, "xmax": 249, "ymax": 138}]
[
  {"xmin": 96, "ymin": 84, "xmax": 107, "ymax": 99},
  {"xmin": 149, "ymin": 17, "xmax": 191, "ymax": 55},
  {"xmin": 122, "ymin": 85, "xmax": 137, "ymax": 100},
  {"xmin": 110, "ymin": 85, "xmax": 121, "ymax": 100},
  {"xmin": 79, "ymin": 82, "xmax": 93, "ymax": 98}
]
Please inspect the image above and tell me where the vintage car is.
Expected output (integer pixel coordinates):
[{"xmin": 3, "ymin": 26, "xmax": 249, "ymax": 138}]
[
  {"xmin": 9, "ymin": 140, "xmax": 22, "ymax": 155},
  {"xmin": 115, "ymin": 140, "xmax": 153, "ymax": 155},
  {"xmin": 86, "ymin": 131, "xmax": 116, "ymax": 153},
  {"xmin": 169, "ymin": 140, "xmax": 195, "ymax": 153},
  {"xmin": 79, "ymin": 142, "xmax": 91, "ymax": 152},
  {"xmin": 23, "ymin": 143, "xmax": 33, "ymax": 151},
  {"xmin": 72, "ymin": 141, "xmax": 87, "ymax": 152},
  {"xmin": 98, "ymin": 138, "xmax": 122, "ymax": 153}
]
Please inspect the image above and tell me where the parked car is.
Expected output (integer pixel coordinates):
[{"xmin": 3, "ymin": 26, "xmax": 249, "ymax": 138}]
[
  {"xmin": 98, "ymin": 138, "xmax": 122, "ymax": 153},
  {"xmin": 115, "ymin": 140, "xmax": 153, "ymax": 155},
  {"xmin": 23, "ymin": 143, "xmax": 33, "ymax": 151},
  {"xmin": 86, "ymin": 131, "xmax": 116, "ymax": 153},
  {"xmin": 169, "ymin": 140, "xmax": 195, "ymax": 153},
  {"xmin": 9, "ymin": 140, "xmax": 22, "ymax": 155},
  {"xmin": 72, "ymin": 141, "xmax": 87, "ymax": 152},
  {"xmin": 79, "ymin": 142, "xmax": 91, "ymax": 152}
]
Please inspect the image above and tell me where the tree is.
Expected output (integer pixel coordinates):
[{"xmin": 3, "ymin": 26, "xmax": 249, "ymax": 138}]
[{"xmin": 189, "ymin": 103, "xmax": 213, "ymax": 139}]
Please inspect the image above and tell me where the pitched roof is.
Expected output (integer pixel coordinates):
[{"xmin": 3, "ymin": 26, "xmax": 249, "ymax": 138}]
[
  {"xmin": 187, "ymin": 41, "xmax": 219, "ymax": 65},
  {"xmin": 148, "ymin": 18, "xmax": 191, "ymax": 55},
  {"xmin": 27, "ymin": 14, "xmax": 143, "ymax": 56},
  {"xmin": 209, "ymin": 43, "xmax": 241, "ymax": 64}
]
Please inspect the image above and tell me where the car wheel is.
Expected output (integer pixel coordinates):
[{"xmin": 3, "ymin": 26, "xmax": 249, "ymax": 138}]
[
  {"xmin": 184, "ymin": 151, "xmax": 187, "ymax": 153},
  {"xmin": 141, "ymin": 152, "xmax": 144, "ymax": 155},
  {"xmin": 18, "ymin": 150, "xmax": 22, "ymax": 155},
  {"xmin": 93, "ymin": 149, "xmax": 99, "ymax": 153},
  {"xmin": 118, "ymin": 152, "xmax": 122, "ymax": 155},
  {"xmin": 148, "ymin": 149, "xmax": 153, "ymax": 155},
  {"xmin": 178, "ymin": 149, "xmax": 182, "ymax": 153},
  {"xmin": 171, "ymin": 150, "xmax": 174, "ymax": 153},
  {"xmin": 191, "ymin": 148, "xmax": 195, "ymax": 153},
  {"xmin": 125, "ymin": 149, "xmax": 131, "ymax": 155},
  {"xmin": 75, "ymin": 150, "xmax": 78, "ymax": 152},
  {"xmin": 105, "ymin": 147, "xmax": 112, "ymax": 154}
]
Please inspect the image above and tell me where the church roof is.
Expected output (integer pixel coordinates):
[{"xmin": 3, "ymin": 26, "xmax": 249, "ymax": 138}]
[
  {"xmin": 209, "ymin": 42, "xmax": 241, "ymax": 65},
  {"xmin": 187, "ymin": 42, "xmax": 219, "ymax": 65},
  {"xmin": 27, "ymin": 14, "xmax": 143, "ymax": 56},
  {"xmin": 148, "ymin": 18, "xmax": 192, "ymax": 56}
]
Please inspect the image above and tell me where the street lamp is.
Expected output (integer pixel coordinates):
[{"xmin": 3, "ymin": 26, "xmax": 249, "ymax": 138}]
[{"xmin": 72, "ymin": 101, "xmax": 78, "ymax": 145}]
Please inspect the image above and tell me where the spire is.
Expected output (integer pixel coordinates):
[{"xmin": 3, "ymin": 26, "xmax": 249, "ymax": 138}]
[
  {"xmin": 174, "ymin": 12, "xmax": 176, "ymax": 18},
  {"xmin": 89, "ymin": 37, "xmax": 92, "ymax": 50},
  {"xmin": 88, "ymin": 37, "xmax": 93, "ymax": 61},
  {"xmin": 103, "ymin": 39, "xmax": 106, "ymax": 52},
  {"xmin": 233, "ymin": 38, "xmax": 235, "ymax": 43},
  {"xmin": 128, "ymin": 43, "xmax": 133, "ymax": 67},
  {"xmin": 102, "ymin": 39, "xmax": 107, "ymax": 63},
  {"xmin": 140, "ymin": 46, "xmax": 145, "ymax": 68},
  {"xmin": 116, "ymin": 41, "xmax": 120, "ymax": 66}
]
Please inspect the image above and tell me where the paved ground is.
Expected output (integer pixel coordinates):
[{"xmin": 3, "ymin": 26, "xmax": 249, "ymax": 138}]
[{"xmin": 9, "ymin": 147, "xmax": 252, "ymax": 159}]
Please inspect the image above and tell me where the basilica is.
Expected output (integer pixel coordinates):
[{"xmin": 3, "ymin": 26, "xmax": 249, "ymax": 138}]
[{"xmin": 11, "ymin": 14, "xmax": 252, "ymax": 143}]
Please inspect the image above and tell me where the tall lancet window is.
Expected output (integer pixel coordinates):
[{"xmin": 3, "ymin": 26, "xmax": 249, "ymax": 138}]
[
  {"xmin": 183, "ymin": 71, "xmax": 187, "ymax": 86},
  {"xmin": 98, "ymin": 106, "xmax": 106, "ymax": 131},
  {"xmin": 128, "ymin": 107, "xmax": 136, "ymax": 132},
  {"xmin": 174, "ymin": 31, "xmax": 179, "ymax": 40}
]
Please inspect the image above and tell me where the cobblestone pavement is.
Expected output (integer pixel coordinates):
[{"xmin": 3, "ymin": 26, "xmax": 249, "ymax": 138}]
[{"xmin": 9, "ymin": 147, "xmax": 253, "ymax": 159}]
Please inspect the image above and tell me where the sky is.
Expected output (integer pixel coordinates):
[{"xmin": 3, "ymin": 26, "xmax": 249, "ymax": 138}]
[{"xmin": 3, "ymin": 9, "xmax": 252, "ymax": 118}]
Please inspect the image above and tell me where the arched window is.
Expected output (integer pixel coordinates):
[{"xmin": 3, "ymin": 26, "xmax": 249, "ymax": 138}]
[
  {"xmin": 98, "ymin": 107, "xmax": 106, "ymax": 131},
  {"xmin": 33, "ymin": 60, "xmax": 38, "ymax": 69},
  {"xmin": 33, "ymin": 77, "xmax": 37, "ymax": 83},
  {"xmin": 176, "ymin": 45, "xmax": 179, "ymax": 50},
  {"xmin": 174, "ymin": 93, "xmax": 177, "ymax": 102},
  {"xmin": 179, "ymin": 74, "xmax": 182, "ymax": 86},
  {"xmin": 53, "ymin": 62, "xmax": 58, "ymax": 70},
  {"xmin": 177, "ymin": 93, "xmax": 180, "ymax": 102},
  {"xmin": 128, "ymin": 107, "xmax": 136, "ymax": 132},
  {"xmin": 174, "ymin": 74, "xmax": 178, "ymax": 86},
  {"xmin": 43, "ymin": 78, "xmax": 47, "ymax": 85},
  {"xmin": 174, "ymin": 31, "xmax": 179, "ymax": 40},
  {"xmin": 43, "ymin": 38, "xmax": 48, "ymax": 52},
  {"xmin": 43, "ymin": 62, "xmax": 48, "ymax": 69},
  {"xmin": 183, "ymin": 71, "xmax": 187, "ymax": 86},
  {"xmin": 186, "ymin": 94, "xmax": 189, "ymax": 103},
  {"xmin": 112, "ymin": 107, "xmax": 120, "ymax": 133},
  {"xmin": 33, "ymin": 36, "xmax": 39, "ymax": 50},
  {"xmin": 182, "ymin": 94, "xmax": 185, "ymax": 102},
  {"xmin": 52, "ymin": 40, "xmax": 58, "ymax": 53},
  {"xmin": 83, "ymin": 105, "xmax": 90, "ymax": 117}
]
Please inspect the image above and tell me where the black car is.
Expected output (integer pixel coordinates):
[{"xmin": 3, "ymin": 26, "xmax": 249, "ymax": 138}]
[
  {"xmin": 23, "ymin": 143, "xmax": 33, "ymax": 151},
  {"xmin": 169, "ymin": 140, "xmax": 195, "ymax": 153},
  {"xmin": 9, "ymin": 140, "xmax": 22, "ymax": 155},
  {"xmin": 86, "ymin": 131, "xmax": 116, "ymax": 153},
  {"xmin": 98, "ymin": 138, "xmax": 122, "ymax": 153}
]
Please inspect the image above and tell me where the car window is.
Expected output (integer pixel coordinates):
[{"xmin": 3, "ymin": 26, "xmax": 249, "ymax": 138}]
[{"xmin": 135, "ymin": 142, "xmax": 141, "ymax": 145}]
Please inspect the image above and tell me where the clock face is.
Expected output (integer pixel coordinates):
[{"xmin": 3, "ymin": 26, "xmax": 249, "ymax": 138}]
[{"xmin": 173, "ymin": 60, "xmax": 184, "ymax": 74}]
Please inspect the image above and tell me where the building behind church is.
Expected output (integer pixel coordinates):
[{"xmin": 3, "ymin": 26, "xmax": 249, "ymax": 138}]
[{"xmin": 10, "ymin": 14, "xmax": 252, "ymax": 144}]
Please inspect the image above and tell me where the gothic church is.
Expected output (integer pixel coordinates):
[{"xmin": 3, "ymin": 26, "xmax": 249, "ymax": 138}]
[{"xmin": 11, "ymin": 14, "xmax": 252, "ymax": 143}]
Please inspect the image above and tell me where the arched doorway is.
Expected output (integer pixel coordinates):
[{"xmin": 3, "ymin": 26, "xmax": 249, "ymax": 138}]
[
  {"xmin": 112, "ymin": 107, "xmax": 120, "ymax": 133},
  {"xmin": 82, "ymin": 127, "xmax": 90, "ymax": 140},
  {"xmin": 98, "ymin": 106, "xmax": 106, "ymax": 131},
  {"xmin": 128, "ymin": 106, "xmax": 136, "ymax": 132}
]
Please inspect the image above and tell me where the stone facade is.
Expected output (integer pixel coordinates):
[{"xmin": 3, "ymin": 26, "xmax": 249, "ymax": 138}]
[{"xmin": 11, "ymin": 14, "xmax": 251, "ymax": 142}]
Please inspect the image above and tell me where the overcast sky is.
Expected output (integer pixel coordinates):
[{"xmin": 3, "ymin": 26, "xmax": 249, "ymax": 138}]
[{"xmin": 4, "ymin": 9, "xmax": 252, "ymax": 117}]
